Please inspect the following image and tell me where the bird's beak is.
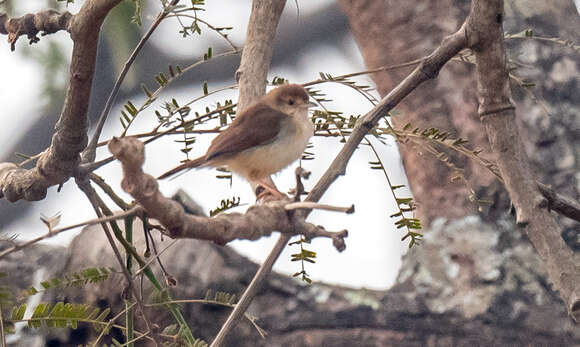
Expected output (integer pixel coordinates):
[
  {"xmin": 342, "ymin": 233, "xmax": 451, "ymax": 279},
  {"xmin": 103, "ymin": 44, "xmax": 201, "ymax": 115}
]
[{"xmin": 307, "ymin": 101, "xmax": 317, "ymax": 108}]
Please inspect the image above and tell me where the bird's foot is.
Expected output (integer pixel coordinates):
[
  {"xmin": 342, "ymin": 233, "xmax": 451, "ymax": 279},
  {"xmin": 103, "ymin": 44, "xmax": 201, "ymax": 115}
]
[{"xmin": 255, "ymin": 180, "xmax": 287, "ymax": 201}]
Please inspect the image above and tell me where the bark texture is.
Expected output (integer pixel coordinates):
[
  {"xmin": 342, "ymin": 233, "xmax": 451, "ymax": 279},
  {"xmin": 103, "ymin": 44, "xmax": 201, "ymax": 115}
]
[{"xmin": 468, "ymin": 0, "xmax": 580, "ymax": 320}]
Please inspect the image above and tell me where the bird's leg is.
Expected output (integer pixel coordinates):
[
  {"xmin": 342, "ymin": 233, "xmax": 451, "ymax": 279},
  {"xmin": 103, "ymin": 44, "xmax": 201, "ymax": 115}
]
[{"xmin": 255, "ymin": 177, "xmax": 287, "ymax": 200}]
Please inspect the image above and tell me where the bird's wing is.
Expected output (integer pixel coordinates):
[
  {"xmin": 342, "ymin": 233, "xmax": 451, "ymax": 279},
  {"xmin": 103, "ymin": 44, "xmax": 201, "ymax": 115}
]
[{"xmin": 205, "ymin": 103, "xmax": 288, "ymax": 161}]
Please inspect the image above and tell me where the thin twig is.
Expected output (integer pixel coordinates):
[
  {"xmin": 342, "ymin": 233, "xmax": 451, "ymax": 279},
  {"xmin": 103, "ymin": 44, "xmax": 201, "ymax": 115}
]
[
  {"xmin": 284, "ymin": 202, "xmax": 354, "ymax": 214},
  {"xmin": 79, "ymin": 90, "xmax": 237, "ymax": 174},
  {"xmin": 119, "ymin": 331, "xmax": 152, "ymax": 347},
  {"xmin": 119, "ymin": 57, "xmax": 239, "ymax": 136},
  {"xmin": 90, "ymin": 173, "xmax": 132, "ymax": 210},
  {"xmin": 81, "ymin": 180, "xmax": 198, "ymax": 344},
  {"xmin": 92, "ymin": 302, "xmax": 137, "ymax": 347},
  {"xmin": 78, "ymin": 181, "xmax": 159, "ymax": 346},
  {"xmin": 145, "ymin": 299, "xmax": 266, "ymax": 338},
  {"xmin": 132, "ymin": 239, "xmax": 179, "ymax": 278},
  {"xmin": 83, "ymin": 0, "xmax": 181, "ymax": 163},
  {"xmin": 15, "ymin": 151, "xmax": 45, "ymax": 168},
  {"xmin": 146, "ymin": 226, "xmax": 175, "ymax": 286},
  {"xmin": 166, "ymin": 13, "xmax": 238, "ymax": 49},
  {"xmin": 211, "ymin": 231, "xmax": 288, "ymax": 347},
  {"xmin": 302, "ymin": 58, "xmax": 423, "ymax": 87},
  {"xmin": 392, "ymin": 126, "xmax": 580, "ymax": 223},
  {"xmin": 0, "ymin": 206, "xmax": 141, "ymax": 260}
]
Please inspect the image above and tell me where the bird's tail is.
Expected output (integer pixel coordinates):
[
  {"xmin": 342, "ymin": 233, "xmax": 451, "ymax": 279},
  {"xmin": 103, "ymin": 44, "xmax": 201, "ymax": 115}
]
[{"xmin": 158, "ymin": 156, "xmax": 206, "ymax": 180}]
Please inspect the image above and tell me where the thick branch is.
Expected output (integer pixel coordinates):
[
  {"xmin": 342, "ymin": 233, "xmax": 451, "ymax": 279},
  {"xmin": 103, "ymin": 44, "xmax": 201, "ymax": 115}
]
[
  {"xmin": 468, "ymin": 0, "xmax": 580, "ymax": 322},
  {"xmin": 234, "ymin": 0, "xmax": 286, "ymax": 113},
  {"xmin": 235, "ymin": 0, "xmax": 287, "ymax": 198},
  {"xmin": 0, "ymin": 10, "xmax": 72, "ymax": 51},
  {"xmin": 0, "ymin": 0, "xmax": 122, "ymax": 202},
  {"xmin": 108, "ymin": 137, "xmax": 346, "ymax": 248}
]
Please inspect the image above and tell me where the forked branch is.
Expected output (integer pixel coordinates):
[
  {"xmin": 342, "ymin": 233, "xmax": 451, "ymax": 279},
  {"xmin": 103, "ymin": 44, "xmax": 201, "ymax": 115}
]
[{"xmin": 0, "ymin": 0, "xmax": 122, "ymax": 202}]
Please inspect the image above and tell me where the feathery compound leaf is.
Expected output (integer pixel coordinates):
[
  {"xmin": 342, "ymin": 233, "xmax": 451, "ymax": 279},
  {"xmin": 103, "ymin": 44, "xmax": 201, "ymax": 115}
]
[
  {"xmin": 20, "ymin": 267, "xmax": 114, "ymax": 299},
  {"xmin": 210, "ymin": 196, "xmax": 241, "ymax": 216},
  {"xmin": 29, "ymin": 303, "xmax": 50, "ymax": 328},
  {"xmin": 17, "ymin": 302, "xmax": 104, "ymax": 330},
  {"xmin": 213, "ymin": 291, "xmax": 237, "ymax": 305},
  {"xmin": 363, "ymin": 137, "xmax": 423, "ymax": 248},
  {"xmin": 11, "ymin": 304, "xmax": 26, "ymax": 321},
  {"xmin": 141, "ymin": 83, "xmax": 152, "ymax": 97}
]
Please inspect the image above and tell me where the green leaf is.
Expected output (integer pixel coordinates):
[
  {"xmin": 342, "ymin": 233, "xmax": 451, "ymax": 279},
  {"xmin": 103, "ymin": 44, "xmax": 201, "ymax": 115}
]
[
  {"xmin": 11, "ymin": 304, "xmax": 26, "ymax": 321},
  {"xmin": 395, "ymin": 197, "xmax": 413, "ymax": 205}
]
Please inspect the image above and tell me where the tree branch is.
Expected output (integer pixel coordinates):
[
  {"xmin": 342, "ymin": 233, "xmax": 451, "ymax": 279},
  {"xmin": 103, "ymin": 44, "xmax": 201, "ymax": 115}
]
[
  {"xmin": 0, "ymin": 0, "xmax": 122, "ymax": 202},
  {"xmin": 107, "ymin": 136, "xmax": 346, "ymax": 249},
  {"xmin": 0, "ymin": 206, "xmax": 141, "ymax": 260},
  {"xmin": 82, "ymin": 0, "xmax": 180, "ymax": 164},
  {"xmin": 234, "ymin": 0, "xmax": 286, "ymax": 113},
  {"xmin": 468, "ymin": 0, "xmax": 580, "ymax": 322},
  {"xmin": 537, "ymin": 182, "xmax": 580, "ymax": 223},
  {"xmin": 0, "ymin": 9, "xmax": 72, "ymax": 51}
]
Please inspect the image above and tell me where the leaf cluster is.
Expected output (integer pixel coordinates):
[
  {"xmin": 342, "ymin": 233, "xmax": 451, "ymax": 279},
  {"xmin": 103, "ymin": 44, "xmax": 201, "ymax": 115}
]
[
  {"xmin": 289, "ymin": 238, "xmax": 316, "ymax": 284},
  {"xmin": 10, "ymin": 302, "xmax": 109, "ymax": 331},
  {"xmin": 210, "ymin": 196, "xmax": 241, "ymax": 217},
  {"xmin": 19, "ymin": 267, "xmax": 115, "ymax": 299}
]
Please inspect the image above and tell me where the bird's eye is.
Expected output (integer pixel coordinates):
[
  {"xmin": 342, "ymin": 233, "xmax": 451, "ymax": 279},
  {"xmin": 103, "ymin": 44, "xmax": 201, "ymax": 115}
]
[{"xmin": 288, "ymin": 99, "xmax": 294, "ymax": 105}]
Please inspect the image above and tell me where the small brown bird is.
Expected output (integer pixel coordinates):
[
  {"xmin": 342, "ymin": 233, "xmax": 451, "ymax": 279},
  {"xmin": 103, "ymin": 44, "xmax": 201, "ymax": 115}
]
[{"xmin": 158, "ymin": 84, "xmax": 315, "ymax": 198}]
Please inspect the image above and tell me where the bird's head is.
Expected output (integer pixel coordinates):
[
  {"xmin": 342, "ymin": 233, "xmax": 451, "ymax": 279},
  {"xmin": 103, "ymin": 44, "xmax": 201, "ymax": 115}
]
[{"xmin": 266, "ymin": 84, "xmax": 316, "ymax": 116}]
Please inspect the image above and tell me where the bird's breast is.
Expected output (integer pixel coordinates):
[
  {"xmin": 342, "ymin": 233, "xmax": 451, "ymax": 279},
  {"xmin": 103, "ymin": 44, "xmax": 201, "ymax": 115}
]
[{"xmin": 224, "ymin": 115, "xmax": 313, "ymax": 180}]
